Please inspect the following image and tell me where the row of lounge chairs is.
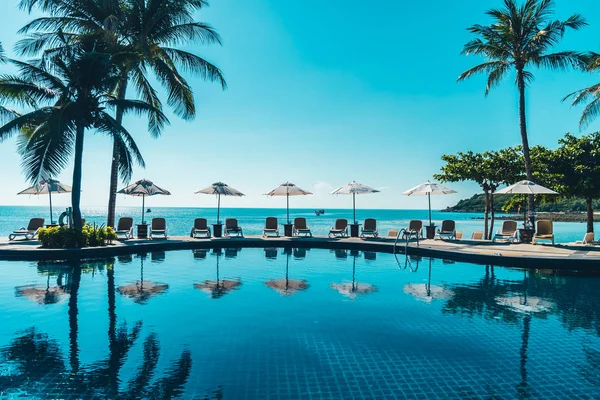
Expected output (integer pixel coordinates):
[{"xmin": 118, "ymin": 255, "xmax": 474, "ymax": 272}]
[{"xmin": 435, "ymin": 219, "xmax": 555, "ymax": 245}]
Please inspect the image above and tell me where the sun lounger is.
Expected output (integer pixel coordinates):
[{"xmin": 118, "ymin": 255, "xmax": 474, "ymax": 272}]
[
  {"xmin": 149, "ymin": 218, "xmax": 168, "ymax": 239},
  {"xmin": 533, "ymin": 220, "xmax": 554, "ymax": 245},
  {"xmin": 456, "ymin": 231, "xmax": 463, "ymax": 240},
  {"xmin": 361, "ymin": 218, "xmax": 379, "ymax": 238},
  {"xmin": 406, "ymin": 220, "xmax": 423, "ymax": 240},
  {"xmin": 493, "ymin": 220, "xmax": 518, "ymax": 243},
  {"xmin": 115, "ymin": 217, "xmax": 134, "ymax": 240},
  {"xmin": 577, "ymin": 232, "xmax": 598, "ymax": 245},
  {"xmin": 9, "ymin": 218, "xmax": 44, "ymax": 241},
  {"xmin": 293, "ymin": 217, "xmax": 312, "ymax": 237},
  {"xmin": 225, "ymin": 218, "xmax": 244, "ymax": 237},
  {"xmin": 328, "ymin": 219, "xmax": 348, "ymax": 238},
  {"xmin": 387, "ymin": 229, "xmax": 399, "ymax": 238},
  {"xmin": 436, "ymin": 220, "xmax": 456, "ymax": 240},
  {"xmin": 471, "ymin": 231, "xmax": 484, "ymax": 240},
  {"xmin": 191, "ymin": 218, "xmax": 211, "ymax": 238},
  {"xmin": 263, "ymin": 217, "xmax": 280, "ymax": 237}
]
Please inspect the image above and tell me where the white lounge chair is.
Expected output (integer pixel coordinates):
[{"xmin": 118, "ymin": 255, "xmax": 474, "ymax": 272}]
[
  {"xmin": 533, "ymin": 220, "xmax": 554, "ymax": 245},
  {"xmin": 293, "ymin": 218, "xmax": 312, "ymax": 237},
  {"xmin": 360, "ymin": 218, "xmax": 379, "ymax": 238},
  {"xmin": 191, "ymin": 218, "xmax": 211, "ymax": 238},
  {"xmin": 263, "ymin": 217, "xmax": 279, "ymax": 237},
  {"xmin": 493, "ymin": 220, "xmax": 518, "ymax": 243},
  {"xmin": 115, "ymin": 217, "xmax": 134, "ymax": 240},
  {"xmin": 436, "ymin": 220, "xmax": 456, "ymax": 240},
  {"xmin": 9, "ymin": 218, "xmax": 45, "ymax": 241},
  {"xmin": 225, "ymin": 218, "xmax": 244, "ymax": 237},
  {"xmin": 328, "ymin": 219, "xmax": 348, "ymax": 238},
  {"xmin": 150, "ymin": 218, "xmax": 168, "ymax": 239}
]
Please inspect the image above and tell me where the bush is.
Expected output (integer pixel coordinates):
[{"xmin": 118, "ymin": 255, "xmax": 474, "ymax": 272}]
[{"xmin": 38, "ymin": 224, "xmax": 117, "ymax": 249}]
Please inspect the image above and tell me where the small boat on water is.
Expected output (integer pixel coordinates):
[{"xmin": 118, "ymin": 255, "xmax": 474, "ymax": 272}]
[
  {"xmin": 146, "ymin": 208, "xmax": 152, "ymax": 213},
  {"xmin": 314, "ymin": 209, "xmax": 325, "ymax": 216}
]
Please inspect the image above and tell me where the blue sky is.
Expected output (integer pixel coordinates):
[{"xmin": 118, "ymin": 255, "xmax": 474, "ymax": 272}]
[{"xmin": 1, "ymin": 0, "xmax": 600, "ymax": 210}]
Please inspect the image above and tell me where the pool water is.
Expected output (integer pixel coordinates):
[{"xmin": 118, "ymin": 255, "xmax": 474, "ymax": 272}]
[{"xmin": 1, "ymin": 248, "xmax": 599, "ymax": 399}]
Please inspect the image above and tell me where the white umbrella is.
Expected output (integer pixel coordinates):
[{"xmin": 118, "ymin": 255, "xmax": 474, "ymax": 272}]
[
  {"xmin": 195, "ymin": 182, "xmax": 245, "ymax": 224},
  {"xmin": 331, "ymin": 181, "xmax": 380, "ymax": 224},
  {"xmin": 117, "ymin": 179, "xmax": 171, "ymax": 224},
  {"xmin": 264, "ymin": 182, "xmax": 312, "ymax": 224},
  {"xmin": 495, "ymin": 180, "xmax": 558, "ymax": 195},
  {"xmin": 18, "ymin": 179, "xmax": 72, "ymax": 224},
  {"xmin": 403, "ymin": 181, "xmax": 457, "ymax": 226}
]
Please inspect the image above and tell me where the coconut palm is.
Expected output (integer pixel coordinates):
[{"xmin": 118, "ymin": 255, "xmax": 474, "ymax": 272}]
[
  {"xmin": 0, "ymin": 36, "xmax": 165, "ymax": 233},
  {"xmin": 458, "ymin": 0, "xmax": 586, "ymax": 210},
  {"xmin": 565, "ymin": 53, "xmax": 600, "ymax": 127},
  {"xmin": 18, "ymin": 0, "xmax": 226, "ymax": 227}
]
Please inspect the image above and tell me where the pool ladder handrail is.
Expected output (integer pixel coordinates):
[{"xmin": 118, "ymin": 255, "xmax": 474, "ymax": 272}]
[{"xmin": 393, "ymin": 228, "xmax": 419, "ymax": 255}]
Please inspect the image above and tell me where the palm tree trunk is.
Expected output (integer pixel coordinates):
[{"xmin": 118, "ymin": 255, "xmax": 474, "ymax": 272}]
[
  {"xmin": 68, "ymin": 265, "xmax": 81, "ymax": 373},
  {"xmin": 586, "ymin": 197, "xmax": 594, "ymax": 233},
  {"xmin": 483, "ymin": 188, "xmax": 490, "ymax": 240},
  {"xmin": 516, "ymin": 68, "xmax": 534, "ymax": 212},
  {"xmin": 489, "ymin": 192, "xmax": 495, "ymax": 240},
  {"xmin": 107, "ymin": 77, "xmax": 128, "ymax": 228},
  {"xmin": 71, "ymin": 123, "xmax": 85, "ymax": 234}
]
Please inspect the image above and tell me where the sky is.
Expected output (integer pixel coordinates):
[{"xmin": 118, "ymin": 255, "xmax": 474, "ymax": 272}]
[{"xmin": 1, "ymin": 0, "xmax": 600, "ymax": 211}]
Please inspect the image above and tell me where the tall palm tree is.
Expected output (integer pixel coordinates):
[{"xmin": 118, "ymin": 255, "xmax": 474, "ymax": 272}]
[
  {"xmin": 458, "ymin": 0, "xmax": 586, "ymax": 211},
  {"xmin": 0, "ymin": 37, "xmax": 165, "ymax": 233},
  {"xmin": 18, "ymin": 0, "xmax": 226, "ymax": 227},
  {"xmin": 565, "ymin": 53, "xmax": 600, "ymax": 127}
]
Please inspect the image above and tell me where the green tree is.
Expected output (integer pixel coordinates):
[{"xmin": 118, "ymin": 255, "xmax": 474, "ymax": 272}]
[
  {"xmin": 553, "ymin": 132, "xmax": 600, "ymax": 233},
  {"xmin": 458, "ymin": 0, "xmax": 586, "ymax": 212},
  {"xmin": 435, "ymin": 148, "xmax": 521, "ymax": 239},
  {"xmin": 0, "ymin": 38, "xmax": 164, "ymax": 234},
  {"xmin": 18, "ymin": 0, "xmax": 226, "ymax": 227},
  {"xmin": 565, "ymin": 53, "xmax": 600, "ymax": 128}
]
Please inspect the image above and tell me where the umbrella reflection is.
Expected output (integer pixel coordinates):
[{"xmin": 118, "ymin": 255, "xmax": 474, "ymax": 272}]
[
  {"xmin": 403, "ymin": 258, "xmax": 452, "ymax": 303},
  {"xmin": 331, "ymin": 251, "xmax": 377, "ymax": 299},
  {"xmin": 117, "ymin": 254, "xmax": 169, "ymax": 305},
  {"xmin": 265, "ymin": 248, "xmax": 310, "ymax": 296},
  {"xmin": 194, "ymin": 249, "xmax": 242, "ymax": 299},
  {"xmin": 15, "ymin": 275, "xmax": 66, "ymax": 305}
]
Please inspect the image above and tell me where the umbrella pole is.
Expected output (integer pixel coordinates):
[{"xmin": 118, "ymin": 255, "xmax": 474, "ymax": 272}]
[
  {"xmin": 217, "ymin": 193, "xmax": 221, "ymax": 224},
  {"xmin": 287, "ymin": 193, "xmax": 290, "ymax": 224},
  {"xmin": 352, "ymin": 255, "xmax": 356, "ymax": 291},
  {"xmin": 285, "ymin": 251, "xmax": 290, "ymax": 290},
  {"xmin": 427, "ymin": 258, "xmax": 432, "ymax": 297},
  {"xmin": 142, "ymin": 195, "xmax": 145, "ymax": 224},
  {"xmin": 353, "ymin": 193, "xmax": 356, "ymax": 224},
  {"xmin": 49, "ymin": 189, "xmax": 53, "ymax": 225},
  {"xmin": 428, "ymin": 193, "xmax": 432, "ymax": 226}
]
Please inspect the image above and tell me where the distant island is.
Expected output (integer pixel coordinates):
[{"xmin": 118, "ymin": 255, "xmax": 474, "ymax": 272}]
[{"xmin": 443, "ymin": 194, "xmax": 600, "ymax": 222}]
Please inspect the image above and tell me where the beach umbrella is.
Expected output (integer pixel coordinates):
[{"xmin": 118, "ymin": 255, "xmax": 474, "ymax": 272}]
[
  {"xmin": 495, "ymin": 180, "xmax": 558, "ymax": 196},
  {"xmin": 15, "ymin": 275, "xmax": 66, "ymax": 305},
  {"xmin": 265, "ymin": 249, "xmax": 310, "ymax": 296},
  {"xmin": 330, "ymin": 251, "xmax": 378, "ymax": 299},
  {"xmin": 331, "ymin": 181, "xmax": 380, "ymax": 224},
  {"xmin": 193, "ymin": 250, "xmax": 242, "ymax": 299},
  {"xmin": 403, "ymin": 181, "xmax": 457, "ymax": 226},
  {"xmin": 117, "ymin": 255, "xmax": 169, "ymax": 304},
  {"xmin": 264, "ymin": 182, "xmax": 312, "ymax": 224},
  {"xmin": 18, "ymin": 179, "xmax": 72, "ymax": 224},
  {"xmin": 117, "ymin": 179, "xmax": 171, "ymax": 224},
  {"xmin": 403, "ymin": 258, "xmax": 452, "ymax": 303},
  {"xmin": 195, "ymin": 182, "xmax": 245, "ymax": 224}
]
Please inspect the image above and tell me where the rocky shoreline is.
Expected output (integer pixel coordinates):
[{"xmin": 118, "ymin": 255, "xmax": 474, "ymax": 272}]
[{"xmin": 471, "ymin": 212, "xmax": 599, "ymax": 223}]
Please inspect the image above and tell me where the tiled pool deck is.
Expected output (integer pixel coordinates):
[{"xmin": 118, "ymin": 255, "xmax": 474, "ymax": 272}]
[{"xmin": 0, "ymin": 236, "xmax": 598, "ymax": 269}]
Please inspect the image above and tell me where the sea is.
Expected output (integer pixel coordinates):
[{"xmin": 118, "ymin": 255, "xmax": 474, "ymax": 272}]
[{"xmin": 0, "ymin": 206, "xmax": 594, "ymax": 243}]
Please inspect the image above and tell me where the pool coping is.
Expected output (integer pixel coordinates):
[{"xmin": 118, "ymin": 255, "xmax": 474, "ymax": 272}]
[{"xmin": 1, "ymin": 235, "xmax": 599, "ymax": 270}]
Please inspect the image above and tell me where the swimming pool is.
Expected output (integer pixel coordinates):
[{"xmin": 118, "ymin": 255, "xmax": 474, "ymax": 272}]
[{"xmin": 1, "ymin": 248, "xmax": 599, "ymax": 399}]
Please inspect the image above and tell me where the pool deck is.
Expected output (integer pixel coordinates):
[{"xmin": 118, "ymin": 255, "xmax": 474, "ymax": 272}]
[{"xmin": 0, "ymin": 235, "xmax": 599, "ymax": 270}]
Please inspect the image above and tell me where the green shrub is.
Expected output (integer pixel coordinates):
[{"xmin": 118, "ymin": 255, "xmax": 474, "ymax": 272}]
[{"xmin": 38, "ymin": 224, "xmax": 117, "ymax": 249}]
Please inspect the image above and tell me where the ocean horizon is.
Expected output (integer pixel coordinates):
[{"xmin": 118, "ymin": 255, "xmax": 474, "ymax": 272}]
[{"xmin": 1, "ymin": 206, "xmax": 593, "ymax": 243}]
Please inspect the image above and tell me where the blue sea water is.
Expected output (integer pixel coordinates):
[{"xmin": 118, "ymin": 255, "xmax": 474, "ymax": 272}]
[
  {"xmin": 0, "ymin": 249, "xmax": 599, "ymax": 399},
  {"xmin": 0, "ymin": 206, "xmax": 594, "ymax": 243}
]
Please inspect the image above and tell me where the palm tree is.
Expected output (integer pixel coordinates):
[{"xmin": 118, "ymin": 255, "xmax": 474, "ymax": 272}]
[
  {"xmin": 458, "ymin": 0, "xmax": 586, "ymax": 211},
  {"xmin": 0, "ymin": 37, "xmax": 165, "ymax": 233},
  {"xmin": 18, "ymin": 0, "xmax": 226, "ymax": 227},
  {"xmin": 565, "ymin": 53, "xmax": 600, "ymax": 127}
]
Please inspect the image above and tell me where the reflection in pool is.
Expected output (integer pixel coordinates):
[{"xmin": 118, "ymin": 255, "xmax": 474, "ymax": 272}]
[{"xmin": 1, "ymin": 248, "xmax": 600, "ymax": 399}]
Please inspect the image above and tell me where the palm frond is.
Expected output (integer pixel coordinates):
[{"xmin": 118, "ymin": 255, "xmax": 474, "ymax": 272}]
[
  {"xmin": 151, "ymin": 22, "xmax": 222, "ymax": 46},
  {"xmin": 17, "ymin": 112, "xmax": 76, "ymax": 183},
  {"xmin": 150, "ymin": 57, "xmax": 194, "ymax": 120},
  {"xmin": 0, "ymin": 107, "xmax": 55, "ymax": 142},
  {"xmin": 0, "ymin": 74, "xmax": 58, "ymax": 107},
  {"xmin": 104, "ymin": 98, "xmax": 169, "ymax": 137},
  {"xmin": 159, "ymin": 48, "xmax": 225, "ymax": 88},
  {"xmin": 532, "ymin": 51, "xmax": 587, "ymax": 70}
]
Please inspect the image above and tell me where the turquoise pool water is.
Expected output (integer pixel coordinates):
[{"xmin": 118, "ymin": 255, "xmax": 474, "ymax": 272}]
[{"xmin": 1, "ymin": 248, "xmax": 599, "ymax": 399}]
